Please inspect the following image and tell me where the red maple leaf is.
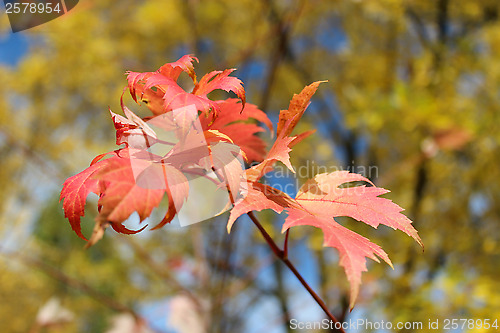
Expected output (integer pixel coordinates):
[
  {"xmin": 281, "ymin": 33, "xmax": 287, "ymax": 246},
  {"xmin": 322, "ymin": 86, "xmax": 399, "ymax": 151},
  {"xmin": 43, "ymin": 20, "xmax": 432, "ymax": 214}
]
[
  {"xmin": 96, "ymin": 158, "xmax": 166, "ymax": 227},
  {"xmin": 59, "ymin": 153, "xmax": 118, "ymax": 240},
  {"xmin": 282, "ymin": 171, "xmax": 423, "ymax": 308},
  {"xmin": 127, "ymin": 55, "xmax": 198, "ymax": 104},
  {"xmin": 127, "ymin": 55, "xmax": 245, "ymax": 115},
  {"xmin": 60, "ymin": 147, "xmax": 191, "ymax": 245}
]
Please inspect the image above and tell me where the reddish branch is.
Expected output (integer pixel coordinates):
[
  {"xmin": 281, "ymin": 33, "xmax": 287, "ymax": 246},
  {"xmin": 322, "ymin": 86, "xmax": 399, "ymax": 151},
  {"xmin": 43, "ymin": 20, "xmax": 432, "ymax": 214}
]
[{"xmin": 246, "ymin": 212, "xmax": 346, "ymax": 333}]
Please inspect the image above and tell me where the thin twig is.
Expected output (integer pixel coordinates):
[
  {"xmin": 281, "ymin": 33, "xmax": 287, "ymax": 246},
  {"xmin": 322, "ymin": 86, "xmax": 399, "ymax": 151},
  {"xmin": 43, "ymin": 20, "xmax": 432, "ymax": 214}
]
[
  {"xmin": 246, "ymin": 212, "xmax": 345, "ymax": 333},
  {"xmin": 247, "ymin": 212, "xmax": 283, "ymax": 257}
]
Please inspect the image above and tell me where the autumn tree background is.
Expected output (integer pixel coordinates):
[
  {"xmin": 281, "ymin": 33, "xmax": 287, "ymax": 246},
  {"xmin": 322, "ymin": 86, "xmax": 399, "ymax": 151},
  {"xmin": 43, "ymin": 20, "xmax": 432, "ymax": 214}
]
[{"xmin": 0, "ymin": 0, "xmax": 499, "ymax": 332}]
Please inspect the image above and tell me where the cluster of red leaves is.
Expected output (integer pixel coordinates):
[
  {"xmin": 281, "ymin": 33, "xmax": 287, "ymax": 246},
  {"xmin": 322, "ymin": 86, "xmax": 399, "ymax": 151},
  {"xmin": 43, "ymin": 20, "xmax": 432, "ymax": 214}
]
[
  {"xmin": 60, "ymin": 55, "xmax": 265, "ymax": 243},
  {"xmin": 60, "ymin": 55, "xmax": 422, "ymax": 307}
]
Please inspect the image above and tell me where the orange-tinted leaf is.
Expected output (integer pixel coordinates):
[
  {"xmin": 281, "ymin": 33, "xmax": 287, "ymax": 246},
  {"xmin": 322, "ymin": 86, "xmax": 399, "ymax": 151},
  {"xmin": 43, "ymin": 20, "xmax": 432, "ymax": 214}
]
[
  {"xmin": 97, "ymin": 158, "xmax": 166, "ymax": 227},
  {"xmin": 60, "ymin": 153, "xmax": 120, "ymax": 240},
  {"xmin": 244, "ymin": 116, "xmax": 297, "ymax": 182},
  {"xmin": 277, "ymin": 81, "xmax": 326, "ymax": 137},
  {"xmin": 243, "ymin": 80, "xmax": 326, "ymax": 182},
  {"xmin": 140, "ymin": 88, "xmax": 166, "ymax": 115}
]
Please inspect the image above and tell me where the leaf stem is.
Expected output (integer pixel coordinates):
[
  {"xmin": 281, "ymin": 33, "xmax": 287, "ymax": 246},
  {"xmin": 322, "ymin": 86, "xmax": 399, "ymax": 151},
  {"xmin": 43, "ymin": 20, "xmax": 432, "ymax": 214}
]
[{"xmin": 246, "ymin": 211, "xmax": 345, "ymax": 332}]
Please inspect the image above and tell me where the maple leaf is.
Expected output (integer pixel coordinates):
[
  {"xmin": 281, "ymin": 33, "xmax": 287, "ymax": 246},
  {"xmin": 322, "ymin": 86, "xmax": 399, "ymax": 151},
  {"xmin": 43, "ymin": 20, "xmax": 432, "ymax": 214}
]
[
  {"xmin": 282, "ymin": 171, "xmax": 423, "ymax": 309},
  {"xmin": 96, "ymin": 158, "xmax": 166, "ymax": 226},
  {"xmin": 60, "ymin": 146, "xmax": 191, "ymax": 245},
  {"xmin": 243, "ymin": 82, "xmax": 325, "ymax": 182},
  {"xmin": 127, "ymin": 55, "xmax": 245, "ymax": 115},
  {"xmin": 277, "ymin": 81, "xmax": 326, "ymax": 141},
  {"xmin": 226, "ymin": 82, "xmax": 327, "ymax": 229},
  {"xmin": 127, "ymin": 55, "xmax": 198, "ymax": 104},
  {"xmin": 284, "ymin": 208, "xmax": 391, "ymax": 310},
  {"xmin": 98, "ymin": 150, "xmax": 192, "ymax": 222},
  {"xmin": 60, "ymin": 153, "xmax": 119, "ymax": 240},
  {"xmin": 198, "ymin": 99, "xmax": 273, "ymax": 162}
]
